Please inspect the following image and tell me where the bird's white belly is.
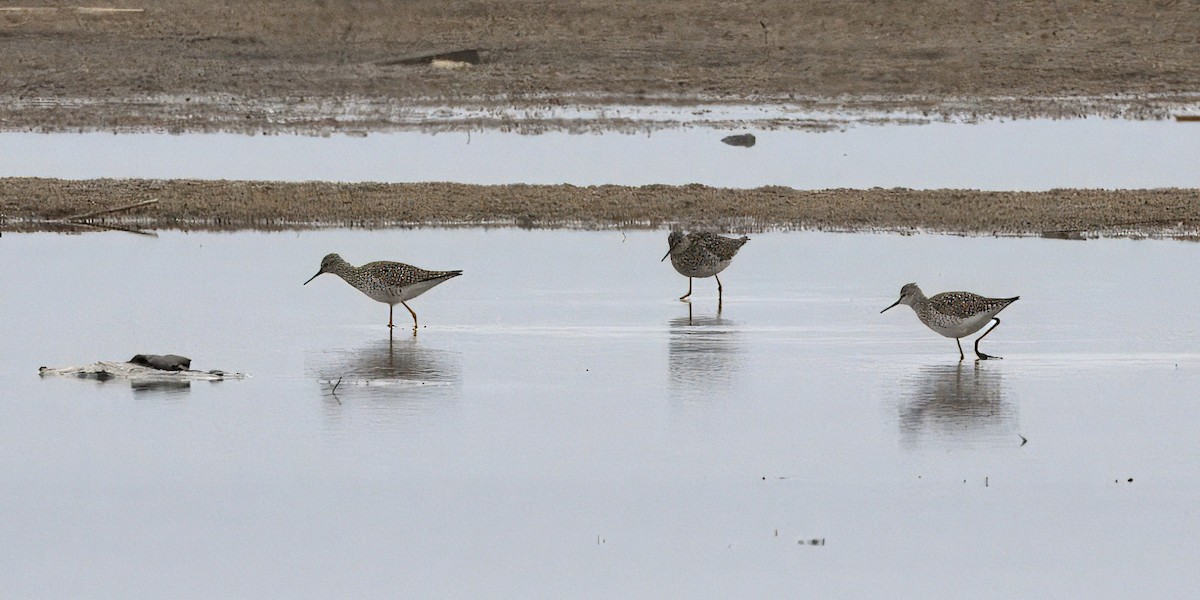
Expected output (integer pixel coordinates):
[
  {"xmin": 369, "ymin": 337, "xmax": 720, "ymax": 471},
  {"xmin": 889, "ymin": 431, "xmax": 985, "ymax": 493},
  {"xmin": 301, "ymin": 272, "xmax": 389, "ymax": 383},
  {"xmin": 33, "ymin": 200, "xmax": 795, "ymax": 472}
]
[
  {"xmin": 927, "ymin": 311, "xmax": 995, "ymax": 338},
  {"xmin": 366, "ymin": 277, "xmax": 448, "ymax": 304}
]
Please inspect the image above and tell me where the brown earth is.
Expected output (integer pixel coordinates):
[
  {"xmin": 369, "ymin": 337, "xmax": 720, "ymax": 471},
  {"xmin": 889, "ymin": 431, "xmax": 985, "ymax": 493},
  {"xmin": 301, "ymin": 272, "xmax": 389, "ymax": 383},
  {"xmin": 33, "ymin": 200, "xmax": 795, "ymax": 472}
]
[
  {"xmin": 3, "ymin": 178, "xmax": 1199, "ymax": 238},
  {"xmin": 3, "ymin": 3, "xmax": 1199, "ymax": 236},
  {"xmin": 2, "ymin": 1, "xmax": 1199, "ymax": 132}
]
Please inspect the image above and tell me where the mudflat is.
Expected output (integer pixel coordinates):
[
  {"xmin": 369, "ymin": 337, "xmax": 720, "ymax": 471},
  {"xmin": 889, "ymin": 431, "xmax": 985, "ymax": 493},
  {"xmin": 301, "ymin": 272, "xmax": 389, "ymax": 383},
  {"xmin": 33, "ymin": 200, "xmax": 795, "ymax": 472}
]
[
  {"xmin": 3, "ymin": 178, "xmax": 1198, "ymax": 237},
  {"xmin": 4, "ymin": 2, "xmax": 1199, "ymax": 236},
  {"xmin": 2, "ymin": 1, "xmax": 1199, "ymax": 132}
]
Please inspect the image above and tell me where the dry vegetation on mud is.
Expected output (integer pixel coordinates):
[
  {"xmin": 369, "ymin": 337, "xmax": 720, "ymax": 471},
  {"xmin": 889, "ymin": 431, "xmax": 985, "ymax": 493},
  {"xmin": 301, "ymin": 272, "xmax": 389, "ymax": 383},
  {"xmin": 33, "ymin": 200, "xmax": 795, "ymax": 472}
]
[
  {"xmin": 3, "ymin": 2, "xmax": 1198, "ymax": 234},
  {"xmin": 1, "ymin": 1, "xmax": 1199, "ymax": 131},
  {"xmin": 3, "ymin": 178, "xmax": 1199, "ymax": 237}
]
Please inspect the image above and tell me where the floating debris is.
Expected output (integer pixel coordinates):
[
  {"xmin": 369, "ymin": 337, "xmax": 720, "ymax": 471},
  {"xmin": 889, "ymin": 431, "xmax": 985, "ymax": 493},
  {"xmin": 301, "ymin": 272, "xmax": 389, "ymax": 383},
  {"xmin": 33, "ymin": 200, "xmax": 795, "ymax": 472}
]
[{"xmin": 39, "ymin": 355, "xmax": 247, "ymax": 383}]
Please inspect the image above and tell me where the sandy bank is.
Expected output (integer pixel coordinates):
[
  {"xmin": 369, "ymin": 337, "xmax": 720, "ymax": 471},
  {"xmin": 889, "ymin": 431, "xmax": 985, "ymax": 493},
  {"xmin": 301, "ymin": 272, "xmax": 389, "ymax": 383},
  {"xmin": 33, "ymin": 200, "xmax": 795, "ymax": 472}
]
[
  {"xmin": 2, "ymin": 1, "xmax": 1199, "ymax": 133},
  {"xmin": 3, "ymin": 178, "xmax": 1198, "ymax": 238}
]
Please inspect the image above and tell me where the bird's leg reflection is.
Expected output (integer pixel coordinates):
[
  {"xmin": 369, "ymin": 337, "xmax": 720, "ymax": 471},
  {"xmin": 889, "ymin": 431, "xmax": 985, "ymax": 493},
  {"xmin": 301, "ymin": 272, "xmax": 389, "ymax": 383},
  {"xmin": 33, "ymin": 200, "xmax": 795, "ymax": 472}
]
[
  {"xmin": 308, "ymin": 334, "xmax": 461, "ymax": 401},
  {"xmin": 898, "ymin": 361, "xmax": 1012, "ymax": 444},
  {"xmin": 667, "ymin": 308, "xmax": 741, "ymax": 399}
]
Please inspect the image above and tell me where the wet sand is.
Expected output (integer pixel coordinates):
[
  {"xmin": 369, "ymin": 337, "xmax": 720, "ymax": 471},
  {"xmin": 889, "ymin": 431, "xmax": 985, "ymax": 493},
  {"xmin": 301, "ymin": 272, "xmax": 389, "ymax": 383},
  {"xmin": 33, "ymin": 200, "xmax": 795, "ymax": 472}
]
[
  {"xmin": 3, "ymin": 178, "xmax": 1198, "ymax": 237},
  {"xmin": 3, "ymin": 1, "xmax": 1200, "ymax": 133}
]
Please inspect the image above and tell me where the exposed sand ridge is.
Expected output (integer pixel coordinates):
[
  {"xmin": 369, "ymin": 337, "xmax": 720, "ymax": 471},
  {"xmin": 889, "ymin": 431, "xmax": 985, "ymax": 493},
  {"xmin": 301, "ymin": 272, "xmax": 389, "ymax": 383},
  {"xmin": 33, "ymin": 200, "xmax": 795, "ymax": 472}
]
[{"xmin": 3, "ymin": 179, "xmax": 1199, "ymax": 238}]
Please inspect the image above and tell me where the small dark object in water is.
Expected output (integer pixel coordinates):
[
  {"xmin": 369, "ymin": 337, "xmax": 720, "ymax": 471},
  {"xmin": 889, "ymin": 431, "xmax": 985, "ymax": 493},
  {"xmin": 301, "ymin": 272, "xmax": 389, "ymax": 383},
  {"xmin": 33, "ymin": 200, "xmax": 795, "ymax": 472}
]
[
  {"xmin": 721, "ymin": 133, "xmax": 756, "ymax": 147},
  {"xmin": 129, "ymin": 354, "xmax": 192, "ymax": 371}
]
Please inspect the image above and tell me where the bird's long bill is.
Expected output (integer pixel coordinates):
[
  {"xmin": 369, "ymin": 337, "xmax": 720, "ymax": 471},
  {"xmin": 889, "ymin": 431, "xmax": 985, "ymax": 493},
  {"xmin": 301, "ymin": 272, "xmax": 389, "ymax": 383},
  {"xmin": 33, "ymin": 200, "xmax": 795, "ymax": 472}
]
[
  {"xmin": 880, "ymin": 299, "xmax": 901, "ymax": 314},
  {"xmin": 303, "ymin": 271, "xmax": 322, "ymax": 285},
  {"xmin": 660, "ymin": 242, "xmax": 677, "ymax": 262}
]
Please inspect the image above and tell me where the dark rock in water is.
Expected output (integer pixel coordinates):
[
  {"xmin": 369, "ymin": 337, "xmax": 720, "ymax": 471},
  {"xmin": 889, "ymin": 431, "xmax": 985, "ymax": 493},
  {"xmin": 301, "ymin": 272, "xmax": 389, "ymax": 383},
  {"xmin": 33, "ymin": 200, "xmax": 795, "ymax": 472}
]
[
  {"xmin": 129, "ymin": 354, "xmax": 192, "ymax": 371},
  {"xmin": 721, "ymin": 133, "xmax": 756, "ymax": 147}
]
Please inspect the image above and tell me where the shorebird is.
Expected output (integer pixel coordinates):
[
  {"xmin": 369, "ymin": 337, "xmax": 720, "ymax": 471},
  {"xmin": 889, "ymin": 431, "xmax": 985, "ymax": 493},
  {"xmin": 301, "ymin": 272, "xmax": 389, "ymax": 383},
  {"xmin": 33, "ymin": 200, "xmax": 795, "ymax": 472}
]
[
  {"xmin": 881, "ymin": 283, "xmax": 1018, "ymax": 360},
  {"xmin": 661, "ymin": 231, "xmax": 749, "ymax": 304},
  {"xmin": 304, "ymin": 253, "xmax": 462, "ymax": 332}
]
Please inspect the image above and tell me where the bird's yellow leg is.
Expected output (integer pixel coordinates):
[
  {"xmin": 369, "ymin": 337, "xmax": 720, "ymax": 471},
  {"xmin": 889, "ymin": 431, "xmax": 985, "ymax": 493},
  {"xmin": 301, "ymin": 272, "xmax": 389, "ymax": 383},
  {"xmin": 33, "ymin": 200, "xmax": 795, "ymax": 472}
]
[{"xmin": 402, "ymin": 301, "xmax": 419, "ymax": 335}]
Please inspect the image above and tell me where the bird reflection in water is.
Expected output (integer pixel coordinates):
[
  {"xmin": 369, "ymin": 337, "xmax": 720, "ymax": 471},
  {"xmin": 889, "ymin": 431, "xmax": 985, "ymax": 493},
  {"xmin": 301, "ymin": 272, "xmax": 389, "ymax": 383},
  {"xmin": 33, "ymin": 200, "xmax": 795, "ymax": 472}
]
[
  {"xmin": 898, "ymin": 362, "xmax": 1017, "ymax": 446},
  {"xmin": 309, "ymin": 332, "xmax": 462, "ymax": 404},
  {"xmin": 668, "ymin": 303, "xmax": 743, "ymax": 399}
]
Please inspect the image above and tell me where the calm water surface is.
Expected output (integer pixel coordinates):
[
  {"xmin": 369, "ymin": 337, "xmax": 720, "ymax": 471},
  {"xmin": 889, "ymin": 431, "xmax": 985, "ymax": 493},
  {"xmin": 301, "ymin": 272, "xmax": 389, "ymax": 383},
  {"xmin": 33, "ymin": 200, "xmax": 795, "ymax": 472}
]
[
  {"xmin": 1, "ymin": 229, "xmax": 1198, "ymax": 598},
  {"xmin": 3, "ymin": 118, "xmax": 1199, "ymax": 189}
]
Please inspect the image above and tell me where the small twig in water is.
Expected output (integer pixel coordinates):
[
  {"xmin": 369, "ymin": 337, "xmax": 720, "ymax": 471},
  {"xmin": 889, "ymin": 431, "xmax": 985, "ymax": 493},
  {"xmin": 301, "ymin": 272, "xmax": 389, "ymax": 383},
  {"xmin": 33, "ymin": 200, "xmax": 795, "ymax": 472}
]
[
  {"xmin": 330, "ymin": 377, "xmax": 343, "ymax": 404},
  {"xmin": 61, "ymin": 220, "xmax": 157, "ymax": 237},
  {"xmin": 62, "ymin": 198, "xmax": 158, "ymax": 221}
]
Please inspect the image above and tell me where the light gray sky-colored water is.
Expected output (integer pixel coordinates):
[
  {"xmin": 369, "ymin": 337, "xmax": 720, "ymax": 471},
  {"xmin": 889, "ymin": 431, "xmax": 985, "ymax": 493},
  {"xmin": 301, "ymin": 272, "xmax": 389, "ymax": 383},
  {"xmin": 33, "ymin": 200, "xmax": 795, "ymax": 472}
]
[
  {"xmin": 1, "ymin": 229, "xmax": 1198, "ymax": 598},
  {"xmin": 2, "ymin": 118, "xmax": 1199, "ymax": 189}
]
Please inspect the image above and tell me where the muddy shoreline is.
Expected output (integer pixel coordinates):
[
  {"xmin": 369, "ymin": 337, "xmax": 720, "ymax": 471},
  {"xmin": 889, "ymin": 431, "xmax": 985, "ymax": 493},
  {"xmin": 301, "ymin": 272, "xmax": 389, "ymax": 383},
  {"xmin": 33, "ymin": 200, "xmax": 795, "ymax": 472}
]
[
  {"xmin": 3, "ymin": 178, "xmax": 1198, "ymax": 238},
  {"xmin": 3, "ymin": 1, "xmax": 1200, "ymax": 133},
  {"xmin": 5, "ymin": 2, "xmax": 1199, "ymax": 236},
  {"xmin": 3, "ymin": 93, "xmax": 1199, "ymax": 136}
]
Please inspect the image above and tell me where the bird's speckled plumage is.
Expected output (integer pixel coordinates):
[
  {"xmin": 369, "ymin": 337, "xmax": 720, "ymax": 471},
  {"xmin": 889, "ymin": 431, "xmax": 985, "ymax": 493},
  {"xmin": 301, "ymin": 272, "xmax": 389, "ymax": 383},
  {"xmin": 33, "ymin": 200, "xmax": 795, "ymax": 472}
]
[
  {"xmin": 921, "ymin": 291, "xmax": 1016, "ymax": 328},
  {"xmin": 305, "ymin": 253, "xmax": 461, "ymax": 330},
  {"xmin": 665, "ymin": 231, "xmax": 749, "ymax": 278},
  {"xmin": 662, "ymin": 231, "xmax": 749, "ymax": 304},
  {"xmin": 882, "ymin": 283, "xmax": 1018, "ymax": 360}
]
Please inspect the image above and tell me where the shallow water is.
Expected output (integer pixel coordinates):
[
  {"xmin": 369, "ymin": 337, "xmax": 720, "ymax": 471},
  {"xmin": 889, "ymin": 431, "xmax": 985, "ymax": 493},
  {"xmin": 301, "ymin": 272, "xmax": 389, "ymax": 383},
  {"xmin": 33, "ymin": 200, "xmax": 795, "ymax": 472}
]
[
  {"xmin": 1, "ymin": 229, "xmax": 1198, "ymax": 598},
  {"xmin": 3, "ymin": 117, "xmax": 1200, "ymax": 190}
]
